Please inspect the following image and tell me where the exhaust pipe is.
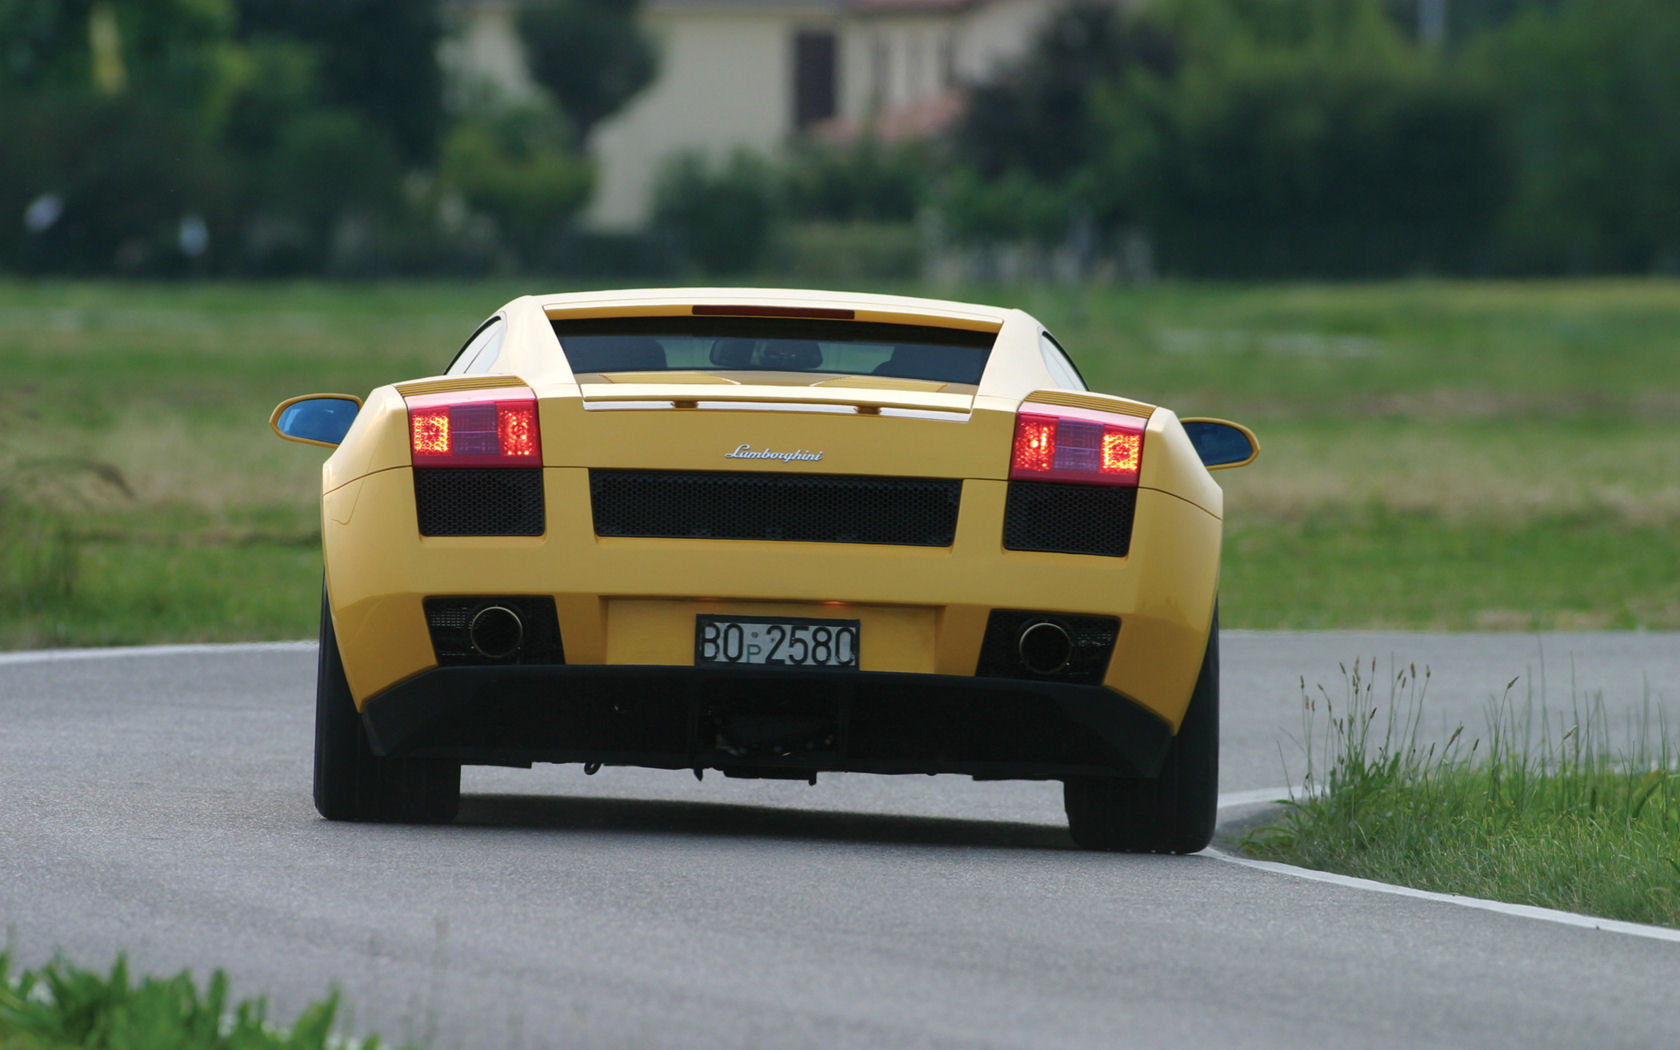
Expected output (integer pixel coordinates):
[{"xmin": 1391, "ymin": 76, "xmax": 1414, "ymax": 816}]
[
  {"xmin": 1017, "ymin": 619, "xmax": 1072, "ymax": 676},
  {"xmin": 469, "ymin": 604, "xmax": 524, "ymax": 660}
]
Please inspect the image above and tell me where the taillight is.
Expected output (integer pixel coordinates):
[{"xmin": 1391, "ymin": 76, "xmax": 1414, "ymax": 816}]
[
  {"xmin": 1010, "ymin": 407, "xmax": 1146, "ymax": 486},
  {"xmin": 406, "ymin": 387, "xmax": 541, "ymax": 467}
]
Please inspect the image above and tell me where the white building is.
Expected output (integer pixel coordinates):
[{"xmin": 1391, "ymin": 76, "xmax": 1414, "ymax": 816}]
[{"xmin": 444, "ymin": 0, "xmax": 1112, "ymax": 230}]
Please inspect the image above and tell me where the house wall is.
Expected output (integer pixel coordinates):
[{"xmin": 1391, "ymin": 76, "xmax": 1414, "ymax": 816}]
[
  {"xmin": 838, "ymin": 14, "xmax": 954, "ymax": 119},
  {"xmin": 587, "ymin": 5, "xmax": 840, "ymax": 230},
  {"xmin": 438, "ymin": 1, "xmax": 539, "ymax": 103}
]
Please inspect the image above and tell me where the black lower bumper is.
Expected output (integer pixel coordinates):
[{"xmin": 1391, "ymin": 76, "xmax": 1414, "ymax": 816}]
[{"xmin": 360, "ymin": 665, "xmax": 1172, "ymax": 780}]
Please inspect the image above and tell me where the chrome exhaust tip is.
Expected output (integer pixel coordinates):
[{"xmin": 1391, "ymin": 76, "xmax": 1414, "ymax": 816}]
[
  {"xmin": 1017, "ymin": 620, "xmax": 1073, "ymax": 676},
  {"xmin": 469, "ymin": 605, "xmax": 524, "ymax": 660}
]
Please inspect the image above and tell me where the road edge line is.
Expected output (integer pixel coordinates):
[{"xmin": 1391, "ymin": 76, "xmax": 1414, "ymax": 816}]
[
  {"xmin": 1213, "ymin": 788, "xmax": 1680, "ymax": 945},
  {"xmin": 0, "ymin": 641, "xmax": 314, "ymax": 666}
]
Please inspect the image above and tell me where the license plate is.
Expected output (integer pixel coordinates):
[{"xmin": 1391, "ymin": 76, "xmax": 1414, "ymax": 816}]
[{"xmin": 695, "ymin": 615, "xmax": 860, "ymax": 669}]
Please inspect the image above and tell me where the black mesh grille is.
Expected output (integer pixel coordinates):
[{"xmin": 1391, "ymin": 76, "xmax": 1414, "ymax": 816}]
[
  {"xmin": 975, "ymin": 610, "xmax": 1119, "ymax": 685},
  {"xmin": 423, "ymin": 596, "xmax": 565, "ymax": 665},
  {"xmin": 414, "ymin": 468, "xmax": 544, "ymax": 537},
  {"xmin": 1003, "ymin": 481, "xmax": 1135, "ymax": 557},
  {"xmin": 590, "ymin": 470, "xmax": 961, "ymax": 547}
]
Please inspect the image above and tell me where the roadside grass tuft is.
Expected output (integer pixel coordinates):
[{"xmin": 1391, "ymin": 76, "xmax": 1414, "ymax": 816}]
[
  {"xmin": 0, "ymin": 451, "xmax": 134, "ymax": 619},
  {"xmin": 1243, "ymin": 658, "xmax": 1680, "ymax": 928},
  {"xmin": 0, "ymin": 952, "xmax": 402, "ymax": 1050}
]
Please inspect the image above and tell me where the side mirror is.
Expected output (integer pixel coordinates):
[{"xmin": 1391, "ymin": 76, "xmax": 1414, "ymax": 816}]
[
  {"xmin": 270, "ymin": 394, "xmax": 362, "ymax": 448},
  {"xmin": 1181, "ymin": 418, "xmax": 1259, "ymax": 469}
]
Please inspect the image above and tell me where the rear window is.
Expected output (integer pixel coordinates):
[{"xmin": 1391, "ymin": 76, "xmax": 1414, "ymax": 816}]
[{"xmin": 551, "ymin": 317, "xmax": 995, "ymax": 386}]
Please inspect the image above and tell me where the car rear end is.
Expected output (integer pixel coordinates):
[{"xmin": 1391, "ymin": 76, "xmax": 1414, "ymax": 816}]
[{"xmin": 318, "ymin": 291, "xmax": 1223, "ymax": 785}]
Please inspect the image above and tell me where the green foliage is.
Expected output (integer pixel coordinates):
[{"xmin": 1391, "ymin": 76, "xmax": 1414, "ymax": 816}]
[
  {"xmin": 516, "ymin": 0, "xmax": 657, "ymax": 144},
  {"xmin": 651, "ymin": 151, "xmax": 779, "ymax": 274},
  {"xmin": 439, "ymin": 99, "xmax": 595, "ymax": 270},
  {"xmin": 782, "ymin": 140, "xmax": 926, "ymax": 223},
  {"xmin": 241, "ymin": 110, "xmax": 407, "ymax": 275},
  {"xmin": 1245, "ymin": 659, "xmax": 1680, "ymax": 928},
  {"xmin": 0, "ymin": 0, "xmax": 453, "ymax": 277},
  {"xmin": 0, "ymin": 952, "xmax": 400, "ymax": 1049},
  {"xmin": 234, "ymin": 0, "xmax": 444, "ymax": 164},
  {"xmin": 1468, "ymin": 0, "xmax": 1680, "ymax": 273},
  {"xmin": 1155, "ymin": 0, "xmax": 1412, "ymax": 62},
  {"xmin": 217, "ymin": 35, "xmax": 323, "ymax": 159},
  {"xmin": 951, "ymin": 1, "xmax": 1178, "ymax": 184},
  {"xmin": 0, "ymin": 0, "xmax": 236, "ymax": 114},
  {"xmin": 1089, "ymin": 51, "xmax": 1507, "ymax": 276},
  {"xmin": 940, "ymin": 0, "xmax": 1679, "ymax": 278},
  {"xmin": 938, "ymin": 169, "xmax": 1071, "ymax": 248},
  {"xmin": 0, "ymin": 90, "xmax": 230, "ymax": 274}
]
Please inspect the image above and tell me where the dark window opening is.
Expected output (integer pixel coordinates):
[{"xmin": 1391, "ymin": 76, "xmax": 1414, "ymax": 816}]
[{"xmin": 795, "ymin": 30, "xmax": 838, "ymax": 130}]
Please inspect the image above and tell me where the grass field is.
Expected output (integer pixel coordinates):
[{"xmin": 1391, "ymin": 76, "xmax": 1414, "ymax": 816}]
[{"xmin": 1, "ymin": 277, "xmax": 1676, "ymax": 647}]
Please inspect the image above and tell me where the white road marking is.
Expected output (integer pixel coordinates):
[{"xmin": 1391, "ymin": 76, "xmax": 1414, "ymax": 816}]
[
  {"xmin": 0, "ymin": 641, "xmax": 313, "ymax": 666},
  {"xmin": 1213, "ymin": 787, "xmax": 1680, "ymax": 945},
  {"xmin": 1213, "ymin": 786, "xmax": 1297, "ymax": 808}
]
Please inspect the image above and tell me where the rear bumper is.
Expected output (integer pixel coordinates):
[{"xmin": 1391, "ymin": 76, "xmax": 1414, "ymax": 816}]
[
  {"xmin": 361, "ymin": 664, "xmax": 1173, "ymax": 780},
  {"xmin": 324, "ymin": 467, "xmax": 1223, "ymax": 730}
]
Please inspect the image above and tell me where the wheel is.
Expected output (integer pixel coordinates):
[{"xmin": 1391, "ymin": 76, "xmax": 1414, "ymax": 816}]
[
  {"xmin": 1063, "ymin": 610, "xmax": 1219, "ymax": 853},
  {"xmin": 314, "ymin": 589, "xmax": 460, "ymax": 823}
]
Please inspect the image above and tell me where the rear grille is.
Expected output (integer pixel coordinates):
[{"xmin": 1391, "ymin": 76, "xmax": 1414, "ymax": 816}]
[
  {"xmin": 590, "ymin": 470, "xmax": 961, "ymax": 547},
  {"xmin": 414, "ymin": 468, "xmax": 544, "ymax": 537},
  {"xmin": 1003, "ymin": 481, "xmax": 1135, "ymax": 557}
]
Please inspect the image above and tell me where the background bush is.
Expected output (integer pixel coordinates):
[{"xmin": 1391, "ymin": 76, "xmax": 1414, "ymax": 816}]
[{"xmin": 2, "ymin": 0, "xmax": 1678, "ymax": 280}]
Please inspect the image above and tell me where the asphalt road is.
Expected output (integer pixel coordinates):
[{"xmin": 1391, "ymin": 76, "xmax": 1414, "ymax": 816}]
[{"xmin": 2, "ymin": 633, "xmax": 1678, "ymax": 1049}]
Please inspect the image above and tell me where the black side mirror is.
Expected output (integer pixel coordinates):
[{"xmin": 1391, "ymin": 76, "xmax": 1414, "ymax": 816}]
[
  {"xmin": 270, "ymin": 395, "xmax": 362, "ymax": 448},
  {"xmin": 1181, "ymin": 419, "xmax": 1259, "ymax": 469}
]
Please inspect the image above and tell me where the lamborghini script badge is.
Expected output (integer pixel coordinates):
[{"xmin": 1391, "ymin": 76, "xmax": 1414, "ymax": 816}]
[{"xmin": 726, "ymin": 444, "xmax": 824, "ymax": 463}]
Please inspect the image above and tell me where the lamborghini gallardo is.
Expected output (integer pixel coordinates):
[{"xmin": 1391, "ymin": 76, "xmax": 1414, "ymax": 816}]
[{"xmin": 271, "ymin": 288, "xmax": 1257, "ymax": 852}]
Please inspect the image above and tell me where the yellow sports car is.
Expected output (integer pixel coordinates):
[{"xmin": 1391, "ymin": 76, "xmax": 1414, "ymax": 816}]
[{"xmin": 271, "ymin": 288, "xmax": 1256, "ymax": 852}]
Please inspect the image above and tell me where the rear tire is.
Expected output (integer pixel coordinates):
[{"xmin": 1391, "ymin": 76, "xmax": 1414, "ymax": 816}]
[
  {"xmin": 314, "ymin": 589, "xmax": 460, "ymax": 823},
  {"xmin": 1063, "ymin": 611, "xmax": 1219, "ymax": 853}
]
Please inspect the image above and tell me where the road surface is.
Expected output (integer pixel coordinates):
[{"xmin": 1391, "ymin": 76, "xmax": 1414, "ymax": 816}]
[{"xmin": 2, "ymin": 632, "xmax": 1677, "ymax": 1049}]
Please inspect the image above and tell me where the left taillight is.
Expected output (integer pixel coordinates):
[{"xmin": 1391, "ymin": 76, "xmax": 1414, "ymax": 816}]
[
  {"xmin": 1009, "ymin": 406, "xmax": 1146, "ymax": 486},
  {"xmin": 405, "ymin": 387, "xmax": 541, "ymax": 467}
]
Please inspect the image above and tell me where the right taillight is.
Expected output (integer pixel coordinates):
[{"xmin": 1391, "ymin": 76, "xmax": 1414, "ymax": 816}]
[{"xmin": 1010, "ymin": 407, "xmax": 1146, "ymax": 486}]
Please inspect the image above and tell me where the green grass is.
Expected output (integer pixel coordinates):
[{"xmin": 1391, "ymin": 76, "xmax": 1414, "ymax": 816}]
[
  {"xmin": 1241, "ymin": 658, "xmax": 1680, "ymax": 928},
  {"xmin": 1, "ymin": 276, "xmax": 1677, "ymax": 646},
  {"xmin": 0, "ymin": 953, "xmax": 402, "ymax": 1050}
]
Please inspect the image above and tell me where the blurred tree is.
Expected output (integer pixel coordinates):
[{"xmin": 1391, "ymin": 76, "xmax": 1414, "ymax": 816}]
[
  {"xmin": 1470, "ymin": 0, "xmax": 1680, "ymax": 272},
  {"xmin": 515, "ymin": 0, "xmax": 658, "ymax": 145},
  {"xmin": 1382, "ymin": 0, "xmax": 1568, "ymax": 46},
  {"xmin": 0, "ymin": 92, "xmax": 227, "ymax": 273},
  {"xmin": 234, "ymin": 0, "xmax": 444, "ymax": 164},
  {"xmin": 0, "ymin": 0, "xmax": 237, "ymax": 121},
  {"xmin": 652, "ymin": 151, "xmax": 777, "ymax": 274},
  {"xmin": 0, "ymin": 1, "xmax": 241, "ymax": 273},
  {"xmin": 782, "ymin": 139, "xmax": 925, "ymax": 223},
  {"xmin": 439, "ymin": 97, "xmax": 595, "ymax": 269},
  {"xmin": 939, "ymin": 0, "xmax": 1508, "ymax": 277},
  {"xmin": 1088, "ymin": 51, "xmax": 1506, "ymax": 276},
  {"xmin": 951, "ymin": 1, "xmax": 1177, "ymax": 184}
]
